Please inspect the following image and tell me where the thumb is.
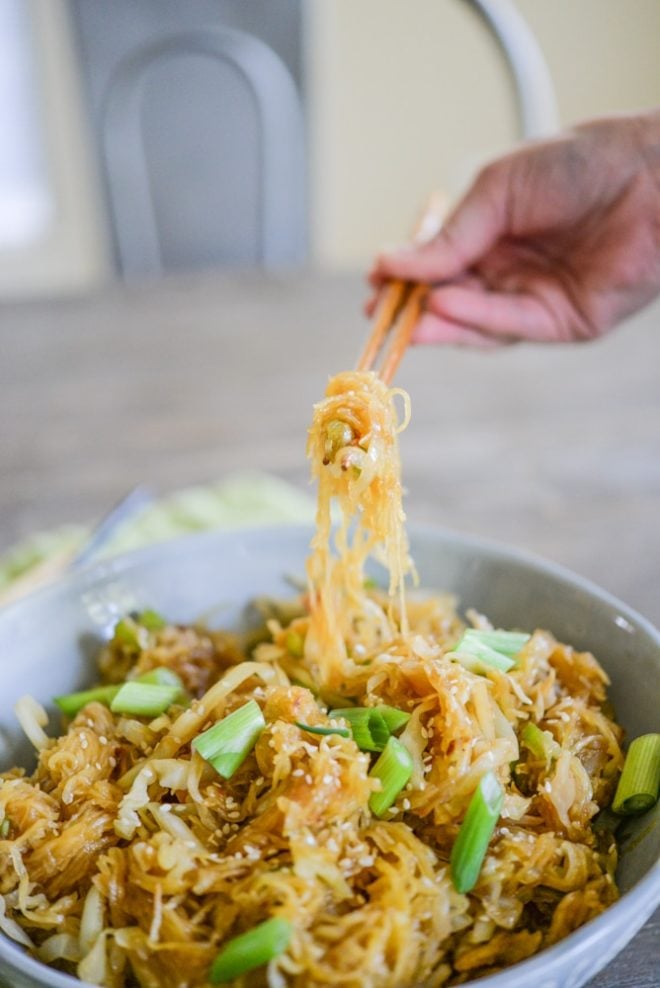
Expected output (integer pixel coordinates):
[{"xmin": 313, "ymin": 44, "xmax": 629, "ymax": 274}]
[{"xmin": 371, "ymin": 167, "xmax": 507, "ymax": 285}]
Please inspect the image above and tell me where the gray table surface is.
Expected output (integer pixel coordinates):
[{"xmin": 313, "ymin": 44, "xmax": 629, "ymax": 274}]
[{"xmin": 0, "ymin": 271, "xmax": 658, "ymax": 986}]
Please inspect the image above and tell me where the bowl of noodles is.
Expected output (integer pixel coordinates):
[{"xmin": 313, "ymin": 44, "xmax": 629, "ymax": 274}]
[{"xmin": 0, "ymin": 371, "xmax": 658, "ymax": 988}]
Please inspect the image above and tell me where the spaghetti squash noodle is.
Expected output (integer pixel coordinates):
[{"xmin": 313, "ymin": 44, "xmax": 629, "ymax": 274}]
[{"xmin": 0, "ymin": 371, "xmax": 625, "ymax": 987}]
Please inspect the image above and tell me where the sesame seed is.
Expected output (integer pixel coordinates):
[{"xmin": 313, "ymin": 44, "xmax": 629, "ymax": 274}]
[
  {"xmin": 305, "ymin": 774, "xmax": 313, "ymax": 785},
  {"xmin": 99, "ymin": 736, "xmax": 108, "ymax": 745}
]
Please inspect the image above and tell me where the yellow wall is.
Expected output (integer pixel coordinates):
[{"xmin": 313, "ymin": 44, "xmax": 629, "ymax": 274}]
[{"xmin": 307, "ymin": 0, "xmax": 660, "ymax": 267}]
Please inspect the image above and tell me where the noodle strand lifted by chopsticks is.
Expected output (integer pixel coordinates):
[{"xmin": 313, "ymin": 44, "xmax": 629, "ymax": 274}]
[{"xmin": 305, "ymin": 371, "xmax": 415, "ymax": 687}]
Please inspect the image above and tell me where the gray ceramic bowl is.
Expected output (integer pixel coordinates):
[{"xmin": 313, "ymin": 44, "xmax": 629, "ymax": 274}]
[{"xmin": 0, "ymin": 526, "xmax": 658, "ymax": 988}]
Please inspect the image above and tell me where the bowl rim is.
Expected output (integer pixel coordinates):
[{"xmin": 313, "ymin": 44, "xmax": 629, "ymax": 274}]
[
  {"xmin": 0, "ymin": 523, "xmax": 658, "ymax": 987},
  {"xmin": 1, "ymin": 522, "xmax": 659, "ymax": 643}
]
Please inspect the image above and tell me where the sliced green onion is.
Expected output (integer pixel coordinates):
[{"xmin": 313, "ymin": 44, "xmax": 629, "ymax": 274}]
[
  {"xmin": 295, "ymin": 722, "xmax": 350, "ymax": 738},
  {"xmin": 326, "ymin": 705, "xmax": 409, "ymax": 750},
  {"xmin": 0, "ymin": 818, "xmax": 10, "ymax": 838},
  {"xmin": 53, "ymin": 669, "xmax": 185, "ymax": 719},
  {"xmin": 136, "ymin": 667, "xmax": 183, "ymax": 688},
  {"xmin": 329, "ymin": 707, "xmax": 390, "ymax": 752},
  {"xmin": 463, "ymin": 630, "xmax": 530, "ymax": 657},
  {"xmin": 375, "ymin": 705, "xmax": 411, "ymax": 734},
  {"xmin": 521, "ymin": 722, "xmax": 560, "ymax": 761},
  {"xmin": 451, "ymin": 628, "xmax": 529, "ymax": 673},
  {"xmin": 135, "ymin": 667, "xmax": 188, "ymax": 704},
  {"xmin": 323, "ymin": 419, "xmax": 355, "ymax": 462},
  {"xmin": 285, "ymin": 631, "xmax": 304, "ymax": 657},
  {"xmin": 193, "ymin": 700, "xmax": 265, "ymax": 779},
  {"xmin": 452, "ymin": 639, "xmax": 513, "ymax": 672},
  {"xmin": 113, "ymin": 616, "xmax": 149, "ymax": 650},
  {"xmin": 54, "ymin": 685, "xmax": 120, "ymax": 718},
  {"xmin": 110, "ymin": 682, "xmax": 180, "ymax": 717},
  {"xmin": 368, "ymin": 737, "xmax": 414, "ymax": 817},
  {"xmin": 115, "ymin": 610, "xmax": 167, "ymax": 645},
  {"xmin": 210, "ymin": 917, "xmax": 292, "ymax": 984},
  {"xmin": 137, "ymin": 609, "xmax": 167, "ymax": 631},
  {"xmin": 450, "ymin": 770, "xmax": 504, "ymax": 894},
  {"xmin": 612, "ymin": 734, "xmax": 660, "ymax": 816}
]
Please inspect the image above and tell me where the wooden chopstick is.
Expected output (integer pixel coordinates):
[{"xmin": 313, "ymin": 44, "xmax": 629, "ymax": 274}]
[
  {"xmin": 356, "ymin": 280, "xmax": 410, "ymax": 374},
  {"xmin": 357, "ymin": 192, "xmax": 445, "ymax": 383},
  {"xmin": 379, "ymin": 284, "xmax": 428, "ymax": 384}
]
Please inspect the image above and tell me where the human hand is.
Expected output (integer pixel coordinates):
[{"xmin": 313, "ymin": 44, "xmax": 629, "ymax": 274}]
[{"xmin": 367, "ymin": 111, "xmax": 660, "ymax": 346}]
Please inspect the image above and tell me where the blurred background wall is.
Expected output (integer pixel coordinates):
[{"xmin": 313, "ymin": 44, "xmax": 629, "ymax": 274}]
[
  {"xmin": 1, "ymin": 0, "xmax": 659, "ymax": 298},
  {"xmin": 308, "ymin": 0, "xmax": 660, "ymax": 266},
  {"xmin": 0, "ymin": 0, "xmax": 108, "ymax": 297}
]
